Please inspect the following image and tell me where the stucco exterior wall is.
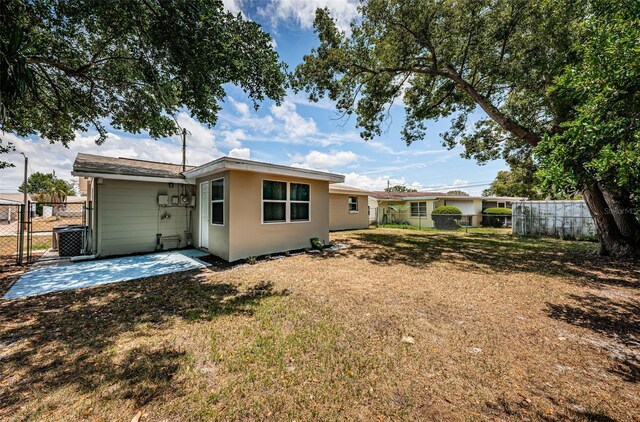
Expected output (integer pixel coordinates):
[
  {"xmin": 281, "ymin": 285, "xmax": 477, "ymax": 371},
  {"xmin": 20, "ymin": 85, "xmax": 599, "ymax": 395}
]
[
  {"xmin": 96, "ymin": 178, "xmax": 192, "ymax": 257},
  {"xmin": 227, "ymin": 170, "xmax": 330, "ymax": 261},
  {"xmin": 329, "ymin": 193, "xmax": 369, "ymax": 231}
]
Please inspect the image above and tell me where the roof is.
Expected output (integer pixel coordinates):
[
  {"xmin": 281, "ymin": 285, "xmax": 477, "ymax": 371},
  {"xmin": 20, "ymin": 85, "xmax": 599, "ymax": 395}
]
[
  {"xmin": 0, "ymin": 193, "xmax": 31, "ymax": 204},
  {"xmin": 371, "ymin": 191, "xmax": 526, "ymax": 201},
  {"xmin": 73, "ymin": 153, "xmax": 195, "ymax": 180},
  {"xmin": 329, "ymin": 184, "xmax": 372, "ymax": 195},
  {"xmin": 183, "ymin": 156, "xmax": 345, "ymax": 183},
  {"xmin": 72, "ymin": 153, "xmax": 345, "ymax": 184}
]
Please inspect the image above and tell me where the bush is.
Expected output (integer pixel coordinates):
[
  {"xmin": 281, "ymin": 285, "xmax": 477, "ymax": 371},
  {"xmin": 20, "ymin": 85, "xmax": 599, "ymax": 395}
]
[
  {"xmin": 431, "ymin": 206, "xmax": 462, "ymax": 230},
  {"xmin": 482, "ymin": 207, "xmax": 512, "ymax": 228},
  {"xmin": 483, "ymin": 207, "xmax": 512, "ymax": 215},
  {"xmin": 431, "ymin": 206, "xmax": 462, "ymax": 215}
]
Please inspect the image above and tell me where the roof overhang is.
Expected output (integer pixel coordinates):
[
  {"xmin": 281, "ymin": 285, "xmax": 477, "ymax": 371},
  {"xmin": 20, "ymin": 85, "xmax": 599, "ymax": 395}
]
[
  {"xmin": 72, "ymin": 171, "xmax": 192, "ymax": 185},
  {"xmin": 184, "ymin": 157, "xmax": 345, "ymax": 183}
]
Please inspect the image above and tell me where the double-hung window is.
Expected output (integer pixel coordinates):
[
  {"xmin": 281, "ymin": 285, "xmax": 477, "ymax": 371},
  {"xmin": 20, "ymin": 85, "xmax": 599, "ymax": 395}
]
[
  {"xmin": 410, "ymin": 201, "xmax": 427, "ymax": 217},
  {"xmin": 263, "ymin": 180, "xmax": 310, "ymax": 223},
  {"xmin": 211, "ymin": 178, "xmax": 224, "ymax": 225},
  {"xmin": 348, "ymin": 196, "xmax": 358, "ymax": 213}
]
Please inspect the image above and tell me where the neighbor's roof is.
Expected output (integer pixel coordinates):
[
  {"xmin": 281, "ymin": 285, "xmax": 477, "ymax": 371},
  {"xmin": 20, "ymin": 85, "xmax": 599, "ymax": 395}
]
[
  {"xmin": 0, "ymin": 193, "xmax": 32, "ymax": 204},
  {"xmin": 329, "ymin": 184, "xmax": 373, "ymax": 195},
  {"xmin": 73, "ymin": 153, "xmax": 195, "ymax": 180},
  {"xmin": 371, "ymin": 191, "xmax": 526, "ymax": 201}
]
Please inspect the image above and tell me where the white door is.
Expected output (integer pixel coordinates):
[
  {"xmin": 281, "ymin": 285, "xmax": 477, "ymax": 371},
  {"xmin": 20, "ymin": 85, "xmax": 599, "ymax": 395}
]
[{"xmin": 199, "ymin": 181, "xmax": 209, "ymax": 248}]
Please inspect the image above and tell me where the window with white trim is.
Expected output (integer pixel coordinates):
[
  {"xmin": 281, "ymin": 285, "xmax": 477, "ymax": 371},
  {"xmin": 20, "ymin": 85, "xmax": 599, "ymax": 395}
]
[
  {"xmin": 211, "ymin": 178, "xmax": 224, "ymax": 225},
  {"xmin": 410, "ymin": 201, "xmax": 427, "ymax": 217},
  {"xmin": 348, "ymin": 196, "xmax": 358, "ymax": 212},
  {"xmin": 262, "ymin": 180, "xmax": 310, "ymax": 223},
  {"xmin": 497, "ymin": 201, "xmax": 506, "ymax": 208}
]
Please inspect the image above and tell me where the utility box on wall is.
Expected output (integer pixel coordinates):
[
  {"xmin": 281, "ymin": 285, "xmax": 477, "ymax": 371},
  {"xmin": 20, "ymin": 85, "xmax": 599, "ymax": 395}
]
[{"xmin": 158, "ymin": 195, "xmax": 169, "ymax": 206}]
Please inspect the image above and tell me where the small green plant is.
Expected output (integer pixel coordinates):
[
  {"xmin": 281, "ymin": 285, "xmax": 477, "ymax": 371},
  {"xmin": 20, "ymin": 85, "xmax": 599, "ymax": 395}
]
[
  {"xmin": 246, "ymin": 256, "xmax": 257, "ymax": 265},
  {"xmin": 483, "ymin": 207, "xmax": 512, "ymax": 215}
]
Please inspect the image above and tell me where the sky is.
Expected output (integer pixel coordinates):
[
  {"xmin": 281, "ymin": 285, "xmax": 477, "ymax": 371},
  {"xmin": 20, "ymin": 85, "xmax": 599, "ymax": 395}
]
[{"xmin": 0, "ymin": 0, "xmax": 508, "ymax": 196}]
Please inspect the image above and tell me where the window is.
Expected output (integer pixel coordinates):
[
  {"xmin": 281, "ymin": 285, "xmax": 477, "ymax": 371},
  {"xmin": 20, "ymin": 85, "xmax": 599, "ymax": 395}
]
[
  {"xmin": 211, "ymin": 178, "xmax": 224, "ymax": 225},
  {"xmin": 290, "ymin": 183, "xmax": 310, "ymax": 221},
  {"xmin": 411, "ymin": 202, "xmax": 427, "ymax": 217},
  {"xmin": 262, "ymin": 180, "xmax": 310, "ymax": 223},
  {"xmin": 497, "ymin": 201, "xmax": 506, "ymax": 208},
  {"xmin": 348, "ymin": 196, "xmax": 358, "ymax": 213}
]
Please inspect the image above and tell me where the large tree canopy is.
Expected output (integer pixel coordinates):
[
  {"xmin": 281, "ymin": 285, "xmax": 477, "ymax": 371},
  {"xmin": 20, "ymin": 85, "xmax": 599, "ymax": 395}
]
[
  {"xmin": 0, "ymin": 0, "xmax": 286, "ymax": 166},
  {"xmin": 294, "ymin": 0, "xmax": 639, "ymax": 257}
]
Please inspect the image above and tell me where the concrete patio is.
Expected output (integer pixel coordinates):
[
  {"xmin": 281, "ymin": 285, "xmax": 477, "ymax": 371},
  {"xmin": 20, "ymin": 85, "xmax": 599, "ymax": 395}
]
[{"xmin": 3, "ymin": 249, "xmax": 211, "ymax": 299}]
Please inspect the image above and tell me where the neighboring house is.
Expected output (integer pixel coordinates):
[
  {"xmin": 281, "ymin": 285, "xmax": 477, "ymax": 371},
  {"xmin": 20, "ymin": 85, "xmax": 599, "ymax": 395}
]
[
  {"xmin": 72, "ymin": 153, "xmax": 344, "ymax": 261},
  {"xmin": 0, "ymin": 194, "xmax": 31, "ymax": 223},
  {"xmin": 370, "ymin": 191, "xmax": 524, "ymax": 228},
  {"xmin": 328, "ymin": 184, "xmax": 372, "ymax": 231}
]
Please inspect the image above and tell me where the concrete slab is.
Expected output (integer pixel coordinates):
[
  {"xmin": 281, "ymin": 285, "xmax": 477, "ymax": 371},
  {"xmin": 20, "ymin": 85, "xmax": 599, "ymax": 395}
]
[{"xmin": 4, "ymin": 249, "xmax": 211, "ymax": 299}]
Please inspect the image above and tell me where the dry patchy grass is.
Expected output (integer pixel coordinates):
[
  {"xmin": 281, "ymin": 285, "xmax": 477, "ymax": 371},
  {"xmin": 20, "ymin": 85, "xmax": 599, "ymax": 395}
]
[{"xmin": 1, "ymin": 228, "xmax": 638, "ymax": 421}]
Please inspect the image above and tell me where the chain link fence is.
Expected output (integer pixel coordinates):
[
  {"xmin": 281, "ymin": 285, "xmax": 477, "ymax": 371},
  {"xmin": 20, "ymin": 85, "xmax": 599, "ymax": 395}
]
[{"xmin": 0, "ymin": 204, "xmax": 23, "ymax": 263}]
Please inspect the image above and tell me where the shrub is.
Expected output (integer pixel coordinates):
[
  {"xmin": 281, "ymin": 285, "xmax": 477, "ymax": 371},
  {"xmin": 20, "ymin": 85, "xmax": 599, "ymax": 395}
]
[
  {"xmin": 431, "ymin": 206, "xmax": 462, "ymax": 230},
  {"xmin": 431, "ymin": 206, "xmax": 462, "ymax": 215},
  {"xmin": 482, "ymin": 207, "xmax": 512, "ymax": 228},
  {"xmin": 483, "ymin": 207, "xmax": 512, "ymax": 215}
]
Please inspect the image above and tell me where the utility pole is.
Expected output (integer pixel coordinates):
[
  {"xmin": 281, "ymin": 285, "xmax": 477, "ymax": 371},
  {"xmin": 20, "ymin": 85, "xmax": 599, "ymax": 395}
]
[
  {"xmin": 182, "ymin": 128, "xmax": 187, "ymax": 172},
  {"xmin": 21, "ymin": 152, "xmax": 28, "ymax": 207}
]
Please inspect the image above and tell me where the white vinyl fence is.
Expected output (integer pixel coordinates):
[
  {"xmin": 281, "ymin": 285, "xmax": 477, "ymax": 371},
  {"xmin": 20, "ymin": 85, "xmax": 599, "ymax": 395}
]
[{"xmin": 512, "ymin": 200, "xmax": 596, "ymax": 239}]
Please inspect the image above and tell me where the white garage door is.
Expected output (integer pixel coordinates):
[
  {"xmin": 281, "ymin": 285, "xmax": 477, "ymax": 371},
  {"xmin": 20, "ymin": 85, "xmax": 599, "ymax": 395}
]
[{"xmin": 445, "ymin": 200, "xmax": 476, "ymax": 215}]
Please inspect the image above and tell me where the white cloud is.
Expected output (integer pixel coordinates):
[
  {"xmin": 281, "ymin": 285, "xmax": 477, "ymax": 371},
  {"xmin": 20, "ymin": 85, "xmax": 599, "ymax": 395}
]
[
  {"xmin": 343, "ymin": 172, "xmax": 423, "ymax": 191},
  {"xmin": 0, "ymin": 114, "xmax": 226, "ymax": 193},
  {"xmin": 258, "ymin": 0, "xmax": 359, "ymax": 33},
  {"xmin": 222, "ymin": 0, "xmax": 244, "ymax": 15},
  {"xmin": 229, "ymin": 97, "xmax": 251, "ymax": 117},
  {"xmin": 228, "ymin": 147, "xmax": 251, "ymax": 159},
  {"xmin": 270, "ymin": 100, "xmax": 317, "ymax": 138},
  {"xmin": 290, "ymin": 150, "xmax": 358, "ymax": 171},
  {"xmin": 220, "ymin": 129, "xmax": 247, "ymax": 149}
]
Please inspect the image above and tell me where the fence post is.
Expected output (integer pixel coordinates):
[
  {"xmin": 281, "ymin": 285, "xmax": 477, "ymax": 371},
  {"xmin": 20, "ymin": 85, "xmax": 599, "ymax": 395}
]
[{"xmin": 17, "ymin": 203, "xmax": 25, "ymax": 265}]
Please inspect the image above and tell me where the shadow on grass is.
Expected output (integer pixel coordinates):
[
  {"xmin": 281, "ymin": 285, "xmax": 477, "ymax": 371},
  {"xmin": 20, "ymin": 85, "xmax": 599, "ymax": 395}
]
[
  {"xmin": 0, "ymin": 270, "xmax": 287, "ymax": 413},
  {"xmin": 547, "ymin": 293, "xmax": 640, "ymax": 383},
  {"xmin": 326, "ymin": 231, "xmax": 639, "ymax": 289}
]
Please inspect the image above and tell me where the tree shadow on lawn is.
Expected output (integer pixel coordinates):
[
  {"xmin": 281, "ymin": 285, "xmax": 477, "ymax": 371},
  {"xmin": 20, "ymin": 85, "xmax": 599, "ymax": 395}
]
[
  {"xmin": 331, "ymin": 231, "xmax": 639, "ymax": 289},
  {"xmin": 547, "ymin": 292, "xmax": 640, "ymax": 383},
  {"xmin": 0, "ymin": 269, "xmax": 287, "ymax": 415}
]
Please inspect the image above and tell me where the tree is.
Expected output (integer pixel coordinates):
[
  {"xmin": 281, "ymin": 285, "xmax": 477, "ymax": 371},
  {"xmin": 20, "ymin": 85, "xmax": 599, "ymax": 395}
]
[
  {"xmin": 385, "ymin": 185, "xmax": 417, "ymax": 192},
  {"xmin": 536, "ymin": 0, "xmax": 640, "ymax": 253},
  {"xmin": 447, "ymin": 190, "xmax": 468, "ymax": 196},
  {"xmin": 482, "ymin": 159, "xmax": 541, "ymax": 199},
  {"xmin": 294, "ymin": 0, "xmax": 639, "ymax": 257},
  {"xmin": 0, "ymin": 0, "xmax": 286, "ymax": 168}
]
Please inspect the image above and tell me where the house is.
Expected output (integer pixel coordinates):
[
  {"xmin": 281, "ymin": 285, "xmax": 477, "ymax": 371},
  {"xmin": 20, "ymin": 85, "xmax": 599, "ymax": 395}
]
[
  {"xmin": 328, "ymin": 184, "xmax": 372, "ymax": 231},
  {"xmin": 0, "ymin": 193, "xmax": 31, "ymax": 223},
  {"xmin": 72, "ymin": 153, "xmax": 344, "ymax": 261},
  {"xmin": 370, "ymin": 191, "xmax": 523, "ymax": 228}
]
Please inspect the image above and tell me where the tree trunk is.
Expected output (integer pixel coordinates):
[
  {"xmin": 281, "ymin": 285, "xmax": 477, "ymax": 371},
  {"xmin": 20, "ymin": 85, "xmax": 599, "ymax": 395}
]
[
  {"xmin": 602, "ymin": 190, "xmax": 640, "ymax": 245},
  {"xmin": 582, "ymin": 184, "xmax": 640, "ymax": 258}
]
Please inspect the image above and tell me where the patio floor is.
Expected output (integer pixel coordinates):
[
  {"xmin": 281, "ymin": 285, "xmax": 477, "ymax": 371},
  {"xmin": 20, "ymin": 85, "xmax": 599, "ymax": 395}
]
[{"xmin": 3, "ymin": 249, "xmax": 211, "ymax": 299}]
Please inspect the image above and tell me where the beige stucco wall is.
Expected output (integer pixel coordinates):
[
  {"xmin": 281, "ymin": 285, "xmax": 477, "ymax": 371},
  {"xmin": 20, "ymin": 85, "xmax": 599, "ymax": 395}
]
[
  {"xmin": 193, "ymin": 171, "xmax": 230, "ymax": 261},
  {"xmin": 329, "ymin": 193, "xmax": 369, "ymax": 231},
  {"xmin": 227, "ymin": 170, "xmax": 329, "ymax": 261},
  {"xmin": 96, "ymin": 178, "xmax": 193, "ymax": 257},
  {"xmin": 443, "ymin": 198, "xmax": 483, "ymax": 226}
]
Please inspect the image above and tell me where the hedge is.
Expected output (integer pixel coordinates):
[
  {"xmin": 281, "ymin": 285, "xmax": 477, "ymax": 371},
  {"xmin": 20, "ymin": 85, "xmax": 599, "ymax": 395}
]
[
  {"xmin": 483, "ymin": 207, "xmax": 512, "ymax": 215},
  {"xmin": 431, "ymin": 206, "xmax": 462, "ymax": 215}
]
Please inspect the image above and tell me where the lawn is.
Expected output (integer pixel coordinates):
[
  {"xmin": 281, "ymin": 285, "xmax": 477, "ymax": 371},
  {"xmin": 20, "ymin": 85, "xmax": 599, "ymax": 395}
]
[{"xmin": 0, "ymin": 228, "xmax": 638, "ymax": 421}]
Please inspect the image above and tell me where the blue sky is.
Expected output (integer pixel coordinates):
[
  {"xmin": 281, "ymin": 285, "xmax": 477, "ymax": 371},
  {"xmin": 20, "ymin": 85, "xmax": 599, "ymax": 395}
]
[{"xmin": 0, "ymin": 0, "xmax": 507, "ymax": 195}]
